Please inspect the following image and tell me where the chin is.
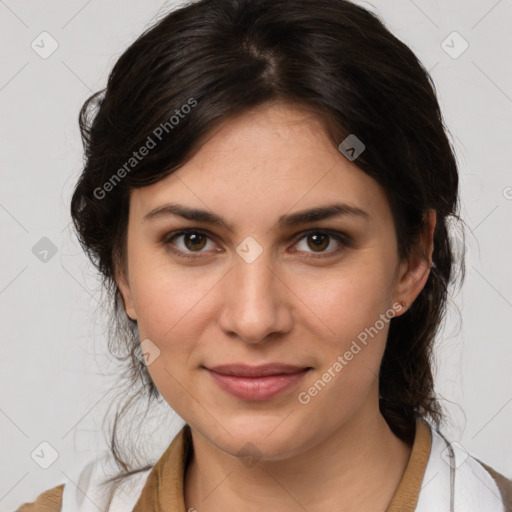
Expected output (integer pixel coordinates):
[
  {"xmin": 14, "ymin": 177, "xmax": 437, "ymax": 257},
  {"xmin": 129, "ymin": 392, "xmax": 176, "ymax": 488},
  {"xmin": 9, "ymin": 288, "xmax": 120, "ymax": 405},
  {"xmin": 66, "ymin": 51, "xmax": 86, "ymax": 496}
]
[{"xmin": 209, "ymin": 413, "xmax": 318, "ymax": 462}]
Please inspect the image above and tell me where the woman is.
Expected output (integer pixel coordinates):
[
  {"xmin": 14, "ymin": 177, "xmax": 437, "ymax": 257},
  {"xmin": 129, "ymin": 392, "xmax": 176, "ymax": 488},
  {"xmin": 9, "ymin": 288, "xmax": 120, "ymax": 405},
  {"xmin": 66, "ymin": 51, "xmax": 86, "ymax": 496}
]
[{"xmin": 16, "ymin": 0, "xmax": 512, "ymax": 510}]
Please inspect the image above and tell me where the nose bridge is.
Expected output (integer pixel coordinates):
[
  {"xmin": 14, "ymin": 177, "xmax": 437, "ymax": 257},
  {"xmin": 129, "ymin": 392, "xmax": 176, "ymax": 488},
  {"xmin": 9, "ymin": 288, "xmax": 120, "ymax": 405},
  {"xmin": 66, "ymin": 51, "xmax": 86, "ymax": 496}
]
[
  {"xmin": 217, "ymin": 247, "xmax": 291, "ymax": 343},
  {"xmin": 235, "ymin": 251, "xmax": 275, "ymax": 300}
]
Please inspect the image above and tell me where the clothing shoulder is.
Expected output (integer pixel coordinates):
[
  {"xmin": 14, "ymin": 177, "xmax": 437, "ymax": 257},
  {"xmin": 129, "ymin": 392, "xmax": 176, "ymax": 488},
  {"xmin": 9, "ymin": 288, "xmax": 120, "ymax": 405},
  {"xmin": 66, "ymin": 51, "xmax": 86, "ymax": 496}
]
[
  {"xmin": 15, "ymin": 484, "xmax": 64, "ymax": 512},
  {"xmin": 417, "ymin": 426, "xmax": 511, "ymax": 511},
  {"xmin": 14, "ymin": 456, "xmax": 154, "ymax": 512},
  {"xmin": 477, "ymin": 460, "xmax": 512, "ymax": 512}
]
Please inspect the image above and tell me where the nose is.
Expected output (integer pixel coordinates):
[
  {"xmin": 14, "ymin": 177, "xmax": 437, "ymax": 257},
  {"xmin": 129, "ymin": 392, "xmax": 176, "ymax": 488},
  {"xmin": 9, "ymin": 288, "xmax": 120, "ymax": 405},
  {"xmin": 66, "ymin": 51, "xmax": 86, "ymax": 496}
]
[{"xmin": 217, "ymin": 253, "xmax": 293, "ymax": 344}]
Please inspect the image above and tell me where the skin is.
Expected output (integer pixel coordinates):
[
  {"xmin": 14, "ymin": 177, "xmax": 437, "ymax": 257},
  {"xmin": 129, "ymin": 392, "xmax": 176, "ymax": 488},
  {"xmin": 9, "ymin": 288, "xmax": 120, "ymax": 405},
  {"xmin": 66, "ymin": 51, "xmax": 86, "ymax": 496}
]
[{"xmin": 117, "ymin": 102, "xmax": 436, "ymax": 511}]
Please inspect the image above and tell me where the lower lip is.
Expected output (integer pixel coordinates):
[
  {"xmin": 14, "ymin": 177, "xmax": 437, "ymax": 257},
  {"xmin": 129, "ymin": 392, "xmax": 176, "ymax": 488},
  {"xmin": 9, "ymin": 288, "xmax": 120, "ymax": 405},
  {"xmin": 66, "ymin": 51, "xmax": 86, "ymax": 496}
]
[{"xmin": 206, "ymin": 368, "xmax": 310, "ymax": 401}]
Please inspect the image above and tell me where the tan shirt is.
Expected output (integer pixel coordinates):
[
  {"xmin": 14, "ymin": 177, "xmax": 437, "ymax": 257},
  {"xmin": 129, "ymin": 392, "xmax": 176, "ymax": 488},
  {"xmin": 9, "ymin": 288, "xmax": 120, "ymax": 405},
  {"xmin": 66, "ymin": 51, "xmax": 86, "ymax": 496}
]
[{"xmin": 16, "ymin": 419, "xmax": 512, "ymax": 512}]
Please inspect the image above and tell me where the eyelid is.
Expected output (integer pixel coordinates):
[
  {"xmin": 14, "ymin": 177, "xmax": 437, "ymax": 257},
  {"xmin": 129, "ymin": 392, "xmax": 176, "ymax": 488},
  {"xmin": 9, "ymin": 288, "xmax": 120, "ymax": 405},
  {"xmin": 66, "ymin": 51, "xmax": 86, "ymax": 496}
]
[{"xmin": 162, "ymin": 227, "xmax": 351, "ymax": 259}]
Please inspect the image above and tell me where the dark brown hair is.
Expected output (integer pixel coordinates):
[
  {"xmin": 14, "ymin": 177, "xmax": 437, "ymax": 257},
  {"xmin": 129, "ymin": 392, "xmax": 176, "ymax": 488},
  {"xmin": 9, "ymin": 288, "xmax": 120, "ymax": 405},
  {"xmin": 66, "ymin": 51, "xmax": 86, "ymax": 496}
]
[{"xmin": 70, "ymin": 0, "xmax": 466, "ymax": 498}]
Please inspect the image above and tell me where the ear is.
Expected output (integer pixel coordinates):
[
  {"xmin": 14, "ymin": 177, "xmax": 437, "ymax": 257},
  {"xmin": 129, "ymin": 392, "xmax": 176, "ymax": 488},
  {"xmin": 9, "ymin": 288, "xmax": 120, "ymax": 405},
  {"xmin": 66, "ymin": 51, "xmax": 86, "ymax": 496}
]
[
  {"xmin": 393, "ymin": 209, "xmax": 436, "ymax": 316},
  {"xmin": 115, "ymin": 267, "xmax": 137, "ymax": 321}
]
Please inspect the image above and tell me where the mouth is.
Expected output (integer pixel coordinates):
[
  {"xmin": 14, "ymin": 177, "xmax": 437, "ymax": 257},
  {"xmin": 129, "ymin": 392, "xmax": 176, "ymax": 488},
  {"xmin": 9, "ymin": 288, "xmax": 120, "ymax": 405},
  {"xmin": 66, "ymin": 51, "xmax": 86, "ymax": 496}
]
[{"xmin": 204, "ymin": 363, "xmax": 312, "ymax": 401}]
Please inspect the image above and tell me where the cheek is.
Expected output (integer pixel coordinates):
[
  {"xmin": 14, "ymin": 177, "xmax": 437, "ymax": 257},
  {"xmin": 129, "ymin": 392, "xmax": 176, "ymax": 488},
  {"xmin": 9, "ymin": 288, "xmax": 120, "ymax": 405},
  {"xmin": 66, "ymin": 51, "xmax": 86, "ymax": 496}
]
[
  {"xmin": 129, "ymin": 265, "xmax": 214, "ymax": 414},
  {"xmin": 292, "ymin": 260, "xmax": 395, "ymax": 401},
  {"xmin": 128, "ymin": 243, "xmax": 220, "ymax": 341},
  {"xmin": 295, "ymin": 286, "xmax": 392, "ymax": 430},
  {"xmin": 292, "ymin": 255, "xmax": 395, "ymax": 342}
]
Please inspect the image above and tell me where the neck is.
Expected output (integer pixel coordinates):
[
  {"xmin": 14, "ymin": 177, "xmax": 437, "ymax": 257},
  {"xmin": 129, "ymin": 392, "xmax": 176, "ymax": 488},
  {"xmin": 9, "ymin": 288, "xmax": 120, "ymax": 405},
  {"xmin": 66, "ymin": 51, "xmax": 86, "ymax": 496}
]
[{"xmin": 184, "ymin": 399, "xmax": 412, "ymax": 512}]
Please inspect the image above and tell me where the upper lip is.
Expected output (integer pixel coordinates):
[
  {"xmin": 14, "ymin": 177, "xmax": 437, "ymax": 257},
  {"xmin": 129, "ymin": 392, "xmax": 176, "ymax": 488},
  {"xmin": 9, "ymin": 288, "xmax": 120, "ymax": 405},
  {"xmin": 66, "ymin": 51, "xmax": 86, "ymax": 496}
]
[{"xmin": 206, "ymin": 363, "xmax": 310, "ymax": 377}]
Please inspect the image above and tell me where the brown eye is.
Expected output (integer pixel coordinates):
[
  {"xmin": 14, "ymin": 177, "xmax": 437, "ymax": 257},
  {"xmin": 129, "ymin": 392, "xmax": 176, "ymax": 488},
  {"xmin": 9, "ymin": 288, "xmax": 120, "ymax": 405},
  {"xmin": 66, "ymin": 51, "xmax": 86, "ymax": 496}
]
[
  {"xmin": 293, "ymin": 230, "xmax": 349, "ymax": 257},
  {"xmin": 163, "ymin": 230, "xmax": 217, "ymax": 259},
  {"xmin": 182, "ymin": 232, "xmax": 207, "ymax": 251},
  {"xmin": 306, "ymin": 233, "xmax": 330, "ymax": 252}
]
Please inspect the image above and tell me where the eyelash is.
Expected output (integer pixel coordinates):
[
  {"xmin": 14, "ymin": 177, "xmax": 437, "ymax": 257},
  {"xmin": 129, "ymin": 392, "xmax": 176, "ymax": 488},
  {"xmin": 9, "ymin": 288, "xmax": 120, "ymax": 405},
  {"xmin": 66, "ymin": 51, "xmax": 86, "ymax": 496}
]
[{"xmin": 162, "ymin": 228, "xmax": 351, "ymax": 260}]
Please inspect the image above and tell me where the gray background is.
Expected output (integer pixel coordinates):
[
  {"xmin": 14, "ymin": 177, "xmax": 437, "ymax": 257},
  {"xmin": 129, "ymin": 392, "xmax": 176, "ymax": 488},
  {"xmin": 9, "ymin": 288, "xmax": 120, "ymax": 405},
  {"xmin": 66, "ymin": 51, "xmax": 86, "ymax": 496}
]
[{"xmin": 1, "ymin": 0, "xmax": 511, "ymax": 508}]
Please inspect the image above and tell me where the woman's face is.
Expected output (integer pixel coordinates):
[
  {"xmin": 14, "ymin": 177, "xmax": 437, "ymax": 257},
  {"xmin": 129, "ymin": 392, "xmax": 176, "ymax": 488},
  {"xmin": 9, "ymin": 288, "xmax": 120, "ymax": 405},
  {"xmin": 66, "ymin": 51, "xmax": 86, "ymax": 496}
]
[{"xmin": 118, "ymin": 102, "xmax": 433, "ymax": 460}]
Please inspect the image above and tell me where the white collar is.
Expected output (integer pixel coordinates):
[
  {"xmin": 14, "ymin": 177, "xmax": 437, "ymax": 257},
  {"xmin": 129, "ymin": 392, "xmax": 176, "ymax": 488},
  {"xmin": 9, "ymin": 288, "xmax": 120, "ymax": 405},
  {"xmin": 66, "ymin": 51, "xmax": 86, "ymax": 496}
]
[
  {"xmin": 59, "ymin": 453, "xmax": 151, "ymax": 512},
  {"xmin": 59, "ymin": 425, "xmax": 506, "ymax": 511},
  {"xmin": 415, "ymin": 427, "xmax": 505, "ymax": 511}
]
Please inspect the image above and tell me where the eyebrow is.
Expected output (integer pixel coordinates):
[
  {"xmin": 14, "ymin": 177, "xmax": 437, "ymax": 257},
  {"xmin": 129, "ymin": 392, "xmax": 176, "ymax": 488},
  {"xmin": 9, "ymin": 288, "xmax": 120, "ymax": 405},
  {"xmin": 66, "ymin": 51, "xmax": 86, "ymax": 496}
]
[{"xmin": 143, "ymin": 202, "xmax": 370, "ymax": 231}]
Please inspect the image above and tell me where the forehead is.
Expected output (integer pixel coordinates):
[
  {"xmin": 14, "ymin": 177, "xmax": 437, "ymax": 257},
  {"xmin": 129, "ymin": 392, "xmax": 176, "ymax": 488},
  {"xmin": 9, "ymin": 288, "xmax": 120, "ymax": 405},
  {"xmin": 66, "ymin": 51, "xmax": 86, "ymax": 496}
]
[{"xmin": 130, "ymin": 103, "xmax": 391, "ymax": 230}]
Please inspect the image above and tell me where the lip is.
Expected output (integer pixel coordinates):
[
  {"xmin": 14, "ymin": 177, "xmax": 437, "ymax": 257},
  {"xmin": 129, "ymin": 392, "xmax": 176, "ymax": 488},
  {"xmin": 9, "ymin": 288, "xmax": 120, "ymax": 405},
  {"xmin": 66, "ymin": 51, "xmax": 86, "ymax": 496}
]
[{"xmin": 205, "ymin": 364, "xmax": 311, "ymax": 401}]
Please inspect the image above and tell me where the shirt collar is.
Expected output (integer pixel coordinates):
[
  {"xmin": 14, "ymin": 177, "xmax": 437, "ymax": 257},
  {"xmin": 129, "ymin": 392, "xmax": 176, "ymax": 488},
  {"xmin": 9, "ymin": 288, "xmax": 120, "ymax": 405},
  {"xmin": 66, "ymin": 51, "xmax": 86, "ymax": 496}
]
[{"xmin": 132, "ymin": 418, "xmax": 431, "ymax": 512}]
